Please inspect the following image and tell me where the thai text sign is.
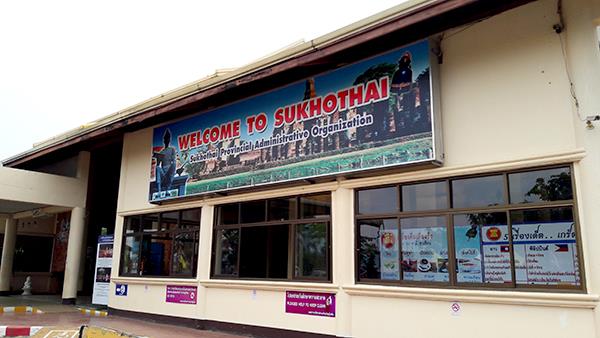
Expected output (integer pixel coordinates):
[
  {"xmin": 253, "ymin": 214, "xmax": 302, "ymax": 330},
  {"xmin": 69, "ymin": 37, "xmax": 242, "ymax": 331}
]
[
  {"xmin": 150, "ymin": 40, "xmax": 436, "ymax": 201},
  {"xmin": 285, "ymin": 291, "xmax": 335, "ymax": 317},
  {"xmin": 166, "ymin": 285, "xmax": 197, "ymax": 304},
  {"xmin": 454, "ymin": 222, "xmax": 579, "ymax": 285}
]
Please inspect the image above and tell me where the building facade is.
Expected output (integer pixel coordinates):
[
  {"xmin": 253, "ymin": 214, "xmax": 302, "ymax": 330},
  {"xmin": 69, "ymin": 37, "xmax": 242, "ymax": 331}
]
[{"xmin": 2, "ymin": 0, "xmax": 600, "ymax": 337}]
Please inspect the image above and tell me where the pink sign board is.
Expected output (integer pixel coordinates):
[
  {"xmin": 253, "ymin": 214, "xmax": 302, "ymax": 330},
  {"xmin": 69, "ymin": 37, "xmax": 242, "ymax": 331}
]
[
  {"xmin": 166, "ymin": 285, "xmax": 197, "ymax": 304},
  {"xmin": 285, "ymin": 291, "xmax": 335, "ymax": 317}
]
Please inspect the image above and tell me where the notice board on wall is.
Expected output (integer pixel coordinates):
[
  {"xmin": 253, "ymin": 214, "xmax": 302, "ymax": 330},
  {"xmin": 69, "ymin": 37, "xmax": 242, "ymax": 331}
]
[{"xmin": 149, "ymin": 39, "xmax": 441, "ymax": 202}]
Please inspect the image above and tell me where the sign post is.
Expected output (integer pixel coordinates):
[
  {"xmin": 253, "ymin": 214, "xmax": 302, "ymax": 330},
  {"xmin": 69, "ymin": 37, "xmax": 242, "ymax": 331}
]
[{"xmin": 92, "ymin": 235, "xmax": 114, "ymax": 305}]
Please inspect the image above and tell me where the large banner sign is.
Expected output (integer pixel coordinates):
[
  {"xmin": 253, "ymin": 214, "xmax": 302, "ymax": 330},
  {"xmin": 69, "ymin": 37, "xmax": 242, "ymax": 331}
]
[{"xmin": 150, "ymin": 40, "xmax": 438, "ymax": 201}]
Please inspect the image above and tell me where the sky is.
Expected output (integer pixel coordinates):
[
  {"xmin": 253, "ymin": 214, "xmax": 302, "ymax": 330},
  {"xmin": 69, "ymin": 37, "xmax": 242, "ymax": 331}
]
[{"xmin": 0, "ymin": 0, "xmax": 407, "ymax": 161}]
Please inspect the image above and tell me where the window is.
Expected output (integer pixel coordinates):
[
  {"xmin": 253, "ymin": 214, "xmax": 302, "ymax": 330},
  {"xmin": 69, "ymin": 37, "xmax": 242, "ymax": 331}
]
[
  {"xmin": 120, "ymin": 208, "xmax": 201, "ymax": 277},
  {"xmin": 212, "ymin": 193, "xmax": 331, "ymax": 281},
  {"xmin": 356, "ymin": 165, "xmax": 582, "ymax": 291},
  {"xmin": 13, "ymin": 235, "xmax": 54, "ymax": 272}
]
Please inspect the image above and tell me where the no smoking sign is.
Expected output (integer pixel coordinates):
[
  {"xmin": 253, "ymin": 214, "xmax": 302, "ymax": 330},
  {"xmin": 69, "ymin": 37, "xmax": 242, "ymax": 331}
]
[{"xmin": 450, "ymin": 301, "xmax": 462, "ymax": 316}]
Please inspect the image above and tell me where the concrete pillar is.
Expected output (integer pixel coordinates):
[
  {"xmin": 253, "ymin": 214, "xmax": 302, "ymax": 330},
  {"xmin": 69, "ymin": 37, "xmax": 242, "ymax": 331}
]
[
  {"xmin": 332, "ymin": 187, "xmax": 354, "ymax": 337},
  {"xmin": 62, "ymin": 151, "xmax": 90, "ymax": 304},
  {"xmin": 77, "ymin": 219, "xmax": 88, "ymax": 292},
  {"xmin": 62, "ymin": 207, "xmax": 86, "ymax": 304},
  {"xmin": 76, "ymin": 151, "xmax": 90, "ymax": 293},
  {"xmin": 197, "ymin": 205, "xmax": 215, "ymax": 320},
  {"xmin": 0, "ymin": 217, "xmax": 17, "ymax": 295}
]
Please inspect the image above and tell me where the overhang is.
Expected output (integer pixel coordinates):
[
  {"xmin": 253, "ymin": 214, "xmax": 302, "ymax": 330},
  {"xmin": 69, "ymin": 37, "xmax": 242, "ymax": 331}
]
[
  {"xmin": 3, "ymin": 0, "xmax": 535, "ymax": 168},
  {"xmin": 0, "ymin": 166, "xmax": 86, "ymax": 211}
]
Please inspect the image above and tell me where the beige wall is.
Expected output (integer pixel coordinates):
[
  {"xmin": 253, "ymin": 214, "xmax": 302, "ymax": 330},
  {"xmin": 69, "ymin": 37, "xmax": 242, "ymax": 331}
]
[
  {"xmin": 562, "ymin": 0, "xmax": 600, "ymax": 334},
  {"xmin": 109, "ymin": 0, "xmax": 600, "ymax": 337}
]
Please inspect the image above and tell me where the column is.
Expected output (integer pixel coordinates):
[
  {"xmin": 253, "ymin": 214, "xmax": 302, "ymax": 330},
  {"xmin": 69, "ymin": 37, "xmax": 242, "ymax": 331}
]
[
  {"xmin": 62, "ymin": 206, "xmax": 86, "ymax": 304},
  {"xmin": 0, "ymin": 217, "xmax": 17, "ymax": 295},
  {"xmin": 332, "ymin": 187, "xmax": 354, "ymax": 337},
  {"xmin": 62, "ymin": 151, "xmax": 90, "ymax": 304},
  {"xmin": 196, "ymin": 205, "xmax": 214, "ymax": 320}
]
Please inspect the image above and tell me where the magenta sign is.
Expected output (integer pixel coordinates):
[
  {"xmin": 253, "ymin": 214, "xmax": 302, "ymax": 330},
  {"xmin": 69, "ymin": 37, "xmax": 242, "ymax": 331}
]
[
  {"xmin": 285, "ymin": 291, "xmax": 335, "ymax": 317},
  {"xmin": 166, "ymin": 285, "xmax": 197, "ymax": 304}
]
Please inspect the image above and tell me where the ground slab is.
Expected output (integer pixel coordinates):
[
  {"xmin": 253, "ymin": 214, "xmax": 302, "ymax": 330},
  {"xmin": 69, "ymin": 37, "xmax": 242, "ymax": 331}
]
[
  {"xmin": 0, "ymin": 313, "xmax": 246, "ymax": 338},
  {"xmin": 1, "ymin": 296, "xmax": 245, "ymax": 337}
]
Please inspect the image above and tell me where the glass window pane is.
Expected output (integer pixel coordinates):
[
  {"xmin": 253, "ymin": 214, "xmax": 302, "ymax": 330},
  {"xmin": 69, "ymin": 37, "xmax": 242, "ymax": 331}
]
[
  {"xmin": 160, "ymin": 211, "xmax": 178, "ymax": 231},
  {"xmin": 301, "ymin": 194, "xmax": 331, "ymax": 219},
  {"xmin": 402, "ymin": 181, "xmax": 448, "ymax": 211},
  {"xmin": 268, "ymin": 198, "xmax": 297, "ymax": 221},
  {"xmin": 268, "ymin": 225, "xmax": 289, "ymax": 278},
  {"xmin": 219, "ymin": 203, "xmax": 239, "ymax": 225},
  {"xmin": 141, "ymin": 233, "xmax": 172, "ymax": 276},
  {"xmin": 124, "ymin": 216, "xmax": 140, "ymax": 234},
  {"xmin": 215, "ymin": 229, "xmax": 239, "ymax": 276},
  {"xmin": 121, "ymin": 235, "xmax": 141, "ymax": 275},
  {"xmin": 358, "ymin": 219, "xmax": 399, "ymax": 280},
  {"xmin": 295, "ymin": 223, "xmax": 328, "ymax": 279},
  {"xmin": 181, "ymin": 209, "xmax": 201, "ymax": 229},
  {"xmin": 454, "ymin": 212, "xmax": 512, "ymax": 284},
  {"xmin": 452, "ymin": 175, "xmax": 505, "ymax": 208},
  {"xmin": 171, "ymin": 232, "xmax": 196, "ymax": 275},
  {"xmin": 509, "ymin": 167, "xmax": 572, "ymax": 204},
  {"xmin": 401, "ymin": 216, "xmax": 448, "ymax": 282},
  {"xmin": 510, "ymin": 207, "xmax": 579, "ymax": 286},
  {"xmin": 357, "ymin": 187, "xmax": 398, "ymax": 215},
  {"xmin": 239, "ymin": 225, "xmax": 289, "ymax": 278},
  {"xmin": 141, "ymin": 213, "xmax": 159, "ymax": 232},
  {"xmin": 240, "ymin": 200, "xmax": 266, "ymax": 223}
]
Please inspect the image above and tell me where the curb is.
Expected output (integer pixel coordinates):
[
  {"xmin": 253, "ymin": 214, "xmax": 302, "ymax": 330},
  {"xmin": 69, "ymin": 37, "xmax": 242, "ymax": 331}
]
[
  {"xmin": 0, "ymin": 306, "xmax": 43, "ymax": 314},
  {"xmin": 0, "ymin": 326, "xmax": 43, "ymax": 337},
  {"xmin": 78, "ymin": 308, "xmax": 108, "ymax": 316}
]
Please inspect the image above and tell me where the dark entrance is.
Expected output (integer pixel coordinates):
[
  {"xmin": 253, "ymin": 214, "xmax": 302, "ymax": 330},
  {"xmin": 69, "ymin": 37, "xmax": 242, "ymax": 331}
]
[{"xmin": 81, "ymin": 140, "xmax": 123, "ymax": 295}]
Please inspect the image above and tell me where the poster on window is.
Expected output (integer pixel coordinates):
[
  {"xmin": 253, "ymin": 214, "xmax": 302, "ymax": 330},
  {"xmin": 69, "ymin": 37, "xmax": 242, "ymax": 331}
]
[
  {"xmin": 379, "ymin": 229, "xmax": 400, "ymax": 280},
  {"xmin": 512, "ymin": 222, "xmax": 579, "ymax": 286},
  {"xmin": 149, "ymin": 39, "xmax": 441, "ymax": 202},
  {"xmin": 480, "ymin": 225, "xmax": 513, "ymax": 283},
  {"xmin": 454, "ymin": 225, "xmax": 484, "ymax": 283},
  {"xmin": 454, "ymin": 224, "xmax": 512, "ymax": 284},
  {"xmin": 401, "ymin": 227, "xmax": 449, "ymax": 282},
  {"xmin": 455, "ymin": 222, "xmax": 579, "ymax": 286},
  {"xmin": 92, "ymin": 235, "xmax": 114, "ymax": 305}
]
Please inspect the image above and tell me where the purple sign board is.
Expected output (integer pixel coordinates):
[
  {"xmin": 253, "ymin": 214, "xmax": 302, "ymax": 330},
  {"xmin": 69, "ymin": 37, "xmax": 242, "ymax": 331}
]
[
  {"xmin": 285, "ymin": 291, "xmax": 335, "ymax": 317},
  {"xmin": 166, "ymin": 285, "xmax": 197, "ymax": 304}
]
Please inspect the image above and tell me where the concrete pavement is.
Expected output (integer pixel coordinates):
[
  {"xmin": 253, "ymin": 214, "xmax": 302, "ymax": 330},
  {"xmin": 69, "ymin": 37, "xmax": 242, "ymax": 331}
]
[{"xmin": 0, "ymin": 296, "xmax": 246, "ymax": 338}]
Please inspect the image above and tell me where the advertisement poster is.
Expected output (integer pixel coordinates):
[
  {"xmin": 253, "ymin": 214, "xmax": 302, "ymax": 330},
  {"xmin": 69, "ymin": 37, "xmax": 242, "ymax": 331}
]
[
  {"xmin": 379, "ymin": 229, "xmax": 400, "ymax": 280},
  {"xmin": 454, "ymin": 225, "xmax": 483, "ymax": 283},
  {"xmin": 401, "ymin": 227, "xmax": 449, "ymax": 282},
  {"xmin": 454, "ymin": 224, "xmax": 511, "ymax": 284},
  {"xmin": 166, "ymin": 285, "xmax": 197, "ymax": 304},
  {"xmin": 454, "ymin": 222, "xmax": 579, "ymax": 286},
  {"xmin": 92, "ymin": 235, "xmax": 114, "ymax": 305},
  {"xmin": 150, "ymin": 40, "xmax": 436, "ymax": 201},
  {"xmin": 285, "ymin": 291, "xmax": 335, "ymax": 317},
  {"xmin": 512, "ymin": 222, "xmax": 579, "ymax": 285}
]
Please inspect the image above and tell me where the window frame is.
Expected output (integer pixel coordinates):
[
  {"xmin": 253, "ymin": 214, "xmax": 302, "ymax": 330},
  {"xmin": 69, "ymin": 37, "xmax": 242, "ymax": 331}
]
[
  {"xmin": 211, "ymin": 193, "xmax": 332, "ymax": 282},
  {"xmin": 354, "ymin": 164, "xmax": 585, "ymax": 292},
  {"xmin": 119, "ymin": 208, "xmax": 201, "ymax": 278}
]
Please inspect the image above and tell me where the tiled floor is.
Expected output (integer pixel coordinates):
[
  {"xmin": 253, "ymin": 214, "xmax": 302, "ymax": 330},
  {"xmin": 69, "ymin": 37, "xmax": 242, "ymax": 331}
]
[{"xmin": 0, "ymin": 296, "xmax": 246, "ymax": 338}]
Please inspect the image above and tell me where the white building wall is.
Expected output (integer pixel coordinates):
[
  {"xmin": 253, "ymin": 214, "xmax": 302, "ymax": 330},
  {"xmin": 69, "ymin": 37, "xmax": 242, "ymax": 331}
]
[{"xmin": 109, "ymin": 0, "xmax": 600, "ymax": 336}]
